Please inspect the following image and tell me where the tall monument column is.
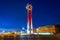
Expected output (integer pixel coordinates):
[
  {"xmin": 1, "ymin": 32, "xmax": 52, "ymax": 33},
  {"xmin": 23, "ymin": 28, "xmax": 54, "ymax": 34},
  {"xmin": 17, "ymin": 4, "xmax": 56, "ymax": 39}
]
[{"xmin": 26, "ymin": 4, "xmax": 33, "ymax": 34}]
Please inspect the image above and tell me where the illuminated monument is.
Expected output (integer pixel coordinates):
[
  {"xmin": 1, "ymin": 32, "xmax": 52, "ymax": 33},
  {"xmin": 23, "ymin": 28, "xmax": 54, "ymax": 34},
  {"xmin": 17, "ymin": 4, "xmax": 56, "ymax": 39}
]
[{"xmin": 26, "ymin": 4, "xmax": 33, "ymax": 34}]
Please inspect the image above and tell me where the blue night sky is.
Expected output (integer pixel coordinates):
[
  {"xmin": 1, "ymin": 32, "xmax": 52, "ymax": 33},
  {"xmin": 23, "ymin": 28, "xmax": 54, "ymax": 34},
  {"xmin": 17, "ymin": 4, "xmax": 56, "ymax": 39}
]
[{"xmin": 0, "ymin": 0, "xmax": 60, "ymax": 30}]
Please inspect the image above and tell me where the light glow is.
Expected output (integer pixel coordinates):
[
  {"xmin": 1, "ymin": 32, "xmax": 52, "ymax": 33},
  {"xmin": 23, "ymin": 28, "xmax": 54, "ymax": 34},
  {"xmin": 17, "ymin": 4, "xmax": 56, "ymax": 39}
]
[{"xmin": 38, "ymin": 32, "xmax": 53, "ymax": 35}]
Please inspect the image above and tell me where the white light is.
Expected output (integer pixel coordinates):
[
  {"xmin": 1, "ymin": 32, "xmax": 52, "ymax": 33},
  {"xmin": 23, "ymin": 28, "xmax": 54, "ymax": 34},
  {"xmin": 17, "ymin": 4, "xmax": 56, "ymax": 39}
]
[
  {"xmin": 22, "ymin": 27, "xmax": 25, "ymax": 30},
  {"xmin": 20, "ymin": 31, "xmax": 22, "ymax": 35},
  {"xmin": 26, "ymin": 4, "xmax": 32, "ymax": 10},
  {"xmin": 38, "ymin": 32, "xmax": 53, "ymax": 35},
  {"xmin": 33, "ymin": 33, "xmax": 37, "ymax": 35},
  {"xmin": 15, "ymin": 32, "xmax": 17, "ymax": 34},
  {"xmin": 2, "ymin": 30, "xmax": 5, "ymax": 33},
  {"xmin": 27, "ymin": 30, "xmax": 30, "ymax": 34}
]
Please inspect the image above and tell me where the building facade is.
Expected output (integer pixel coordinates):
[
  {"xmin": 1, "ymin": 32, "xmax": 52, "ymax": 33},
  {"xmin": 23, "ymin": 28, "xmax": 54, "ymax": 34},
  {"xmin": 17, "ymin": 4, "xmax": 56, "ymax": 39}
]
[{"xmin": 36, "ymin": 25, "xmax": 56, "ymax": 34}]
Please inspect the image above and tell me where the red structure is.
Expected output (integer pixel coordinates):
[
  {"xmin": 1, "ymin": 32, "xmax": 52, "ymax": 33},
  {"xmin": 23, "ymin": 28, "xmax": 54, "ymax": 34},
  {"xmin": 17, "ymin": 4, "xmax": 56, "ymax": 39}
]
[{"xmin": 26, "ymin": 4, "xmax": 33, "ymax": 34}]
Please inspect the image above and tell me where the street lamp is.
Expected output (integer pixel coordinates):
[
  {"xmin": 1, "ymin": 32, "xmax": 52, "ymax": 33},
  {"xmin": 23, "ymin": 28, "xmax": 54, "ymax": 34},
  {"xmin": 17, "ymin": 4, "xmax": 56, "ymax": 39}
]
[
  {"xmin": 2, "ymin": 30, "xmax": 5, "ymax": 33},
  {"xmin": 22, "ymin": 27, "xmax": 26, "ymax": 31},
  {"xmin": 22, "ymin": 27, "xmax": 25, "ymax": 30}
]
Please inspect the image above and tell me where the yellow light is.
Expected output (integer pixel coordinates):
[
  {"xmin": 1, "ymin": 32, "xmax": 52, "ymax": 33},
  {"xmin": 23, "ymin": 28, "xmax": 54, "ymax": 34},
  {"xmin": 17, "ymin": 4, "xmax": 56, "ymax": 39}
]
[
  {"xmin": 26, "ymin": 4, "xmax": 32, "ymax": 10},
  {"xmin": 36, "ymin": 29, "xmax": 39, "ymax": 31},
  {"xmin": 14, "ymin": 32, "xmax": 17, "ymax": 34},
  {"xmin": 14, "ymin": 34, "xmax": 16, "ymax": 37},
  {"xmin": 7, "ymin": 32, "xmax": 12, "ymax": 36},
  {"xmin": 7, "ymin": 32, "xmax": 11, "ymax": 34},
  {"xmin": 2, "ymin": 30, "xmax": 5, "ymax": 33}
]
